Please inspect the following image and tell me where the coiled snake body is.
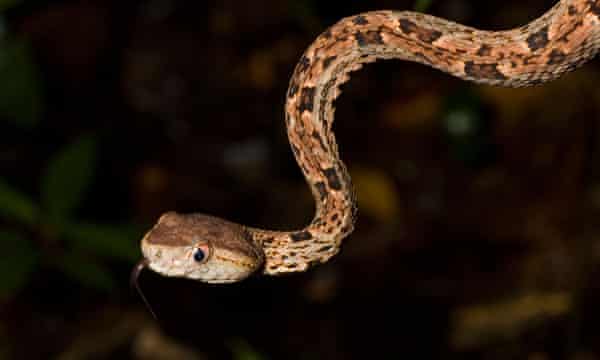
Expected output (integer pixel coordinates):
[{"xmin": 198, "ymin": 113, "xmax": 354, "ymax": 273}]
[{"xmin": 135, "ymin": 0, "xmax": 600, "ymax": 283}]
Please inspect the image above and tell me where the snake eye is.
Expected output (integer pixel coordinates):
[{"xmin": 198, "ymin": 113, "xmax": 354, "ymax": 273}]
[
  {"xmin": 193, "ymin": 248, "xmax": 206, "ymax": 262},
  {"xmin": 192, "ymin": 244, "xmax": 211, "ymax": 263}
]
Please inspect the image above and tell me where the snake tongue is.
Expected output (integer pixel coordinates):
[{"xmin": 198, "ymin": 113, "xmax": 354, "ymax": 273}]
[{"xmin": 131, "ymin": 258, "xmax": 157, "ymax": 320}]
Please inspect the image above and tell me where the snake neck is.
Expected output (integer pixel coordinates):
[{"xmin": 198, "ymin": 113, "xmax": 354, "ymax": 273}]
[{"xmin": 253, "ymin": 0, "xmax": 600, "ymax": 275}]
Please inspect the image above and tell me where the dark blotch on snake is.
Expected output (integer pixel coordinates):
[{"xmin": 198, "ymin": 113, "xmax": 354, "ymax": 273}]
[
  {"xmin": 352, "ymin": 15, "xmax": 369, "ymax": 25},
  {"xmin": 297, "ymin": 55, "xmax": 311, "ymax": 73},
  {"xmin": 476, "ymin": 44, "xmax": 492, "ymax": 56},
  {"xmin": 290, "ymin": 231, "xmax": 313, "ymax": 241},
  {"xmin": 547, "ymin": 49, "xmax": 566, "ymax": 64},
  {"xmin": 398, "ymin": 19, "xmax": 442, "ymax": 43},
  {"xmin": 590, "ymin": 1, "xmax": 600, "ymax": 16},
  {"xmin": 315, "ymin": 181, "xmax": 327, "ymax": 201},
  {"xmin": 298, "ymin": 86, "xmax": 316, "ymax": 113},
  {"xmin": 322, "ymin": 55, "xmax": 337, "ymax": 69},
  {"xmin": 526, "ymin": 26, "xmax": 549, "ymax": 51},
  {"xmin": 323, "ymin": 167, "xmax": 342, "ymax": 190},
  {"xmin": 464, "ymin": 61, "xmax": 507, "ymax": 80}
]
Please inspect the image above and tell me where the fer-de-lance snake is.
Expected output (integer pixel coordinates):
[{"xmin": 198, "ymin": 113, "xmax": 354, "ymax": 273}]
[{"xmin": 132, "ymin": 0, "xmax": 600, "ymax": 286}]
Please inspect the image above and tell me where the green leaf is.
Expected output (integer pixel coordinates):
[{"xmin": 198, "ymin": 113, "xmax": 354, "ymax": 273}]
[
  {"xmin": 0, "ymin": 178, "xmax": 38, "ymax": 225},
  {"xmin": 414, "ymin": 0, "xmax": 434, "ymax": 12},
  {"xmin": 0, "ymin": 230, "xmax": 38, "ymax": 299},
  {"xmin": 53, "ymin": 251, "xmax": 115, "ymax": 292},
  {"xmin": 0, "ymin": 38, "xmax": 43, "ymax": 128},
  {"xmin": 63, "ymin": 222, "xmax": 142, "ymax": 262},
  {"xmin": 41, "ymin": 134, "xmax": 97, "ymax": 222}
]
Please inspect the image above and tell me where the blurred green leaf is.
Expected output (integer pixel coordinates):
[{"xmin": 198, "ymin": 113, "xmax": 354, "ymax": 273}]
[
  {"xmin": 54, "ymin": 251, "xmax": 115, "ymax": 291},
  {"xmin": 0, "ymin": 230, "xmax": 38, "ymax": 298},
  {"xmin": 229, "ymin": 339, "xmax": 266, "ymax": 360},
  {"xmin": 0, "ymin": 178, "xmax": 38, "ymax": 225},
  {"xmin": 64, "ymin": 222, "xmax": 142, "ymax": 262},
  {"xmin": 0, "ymin": 38, "xmax": 43, "ymax": 128},
  {"xmin": 41, "ymin": 135, "xmax": 97, "ymax": 222},
  {"xmin": 414, "ymin": 0, "xmax": 434, "ymax": 12}
]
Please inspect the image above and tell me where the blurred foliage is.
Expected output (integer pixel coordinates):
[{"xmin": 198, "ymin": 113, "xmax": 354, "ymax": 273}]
[
  {"xmin": 0, "ymin": 15, "xmax": 140, "ymax": 297},
  {"xmin": 0, "ymin": 133, "xmax": 140, "ymax": 296},
  {"xmin": 229, "ymin": 339, "xmax": 267, "ymax": 360},
  {"xmin": 0, "ymin": 230, "xmax": 37, "ymax": 298},
  {"xmin": 0, "ymin": 38, "xmax": 43, "ymax": 128},
  {"xmin": 41, "ymin": 134, "xmax": 97, "ymax": 223}
]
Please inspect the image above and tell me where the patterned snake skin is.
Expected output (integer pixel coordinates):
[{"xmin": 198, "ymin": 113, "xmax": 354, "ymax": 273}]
[{"xmin": 135, "ymin": 0, "xmax": 600, "ymax": 284}]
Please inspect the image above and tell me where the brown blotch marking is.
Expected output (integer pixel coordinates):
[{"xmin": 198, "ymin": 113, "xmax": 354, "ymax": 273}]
[
  {"xmin": 352, "ymin": 15, "xmax": 369, "ymax": 25},
  {"xmin": 398, "ymin": 18, "xmax": 442, "ymax": 43},
  {"xmin": 286, "ymin": 263, "xmax": 298, "ymax": 269},
  {"xmin": 547, "ymin": 49, "xmax": 566, "ymax": 65},
  {"xmin": 526, "ymin": 26, "xmax": 549, "ymax": 51},
  {"xmin": 323, "ymin": 167, "xmax": 342, "ymax": 190},
  {"xmin": 476, "ymin": 44, "xmax": 492, "ymax": 56},
  {"xmin": 314, "ymin": 181, "xmax": 327, "ymax": 201},
  {"xmin": 318, "ymin": 245, "xmax": 333, "ymax": 252},
  {"xmin": 297, "ymin": 55, "xmax": 311, "ymax": 73},
  {"xmin": 464, "ymin": 61, "xmax": 507, "ymax": 80},
  {"xmin": 568, "ymin": 5, "xmax": 578, "ymax": 15},
  {"xmin": 263, "ymin": 237, "xmax": 274, "ymax": 245},
  {"xmin": 331, "ymin": 213, "xmax": 338, "ymax": 221},
  {"xmin": 354, "ymin": 31, "xmax": 384, "ymax": 47},
  {"xmin": 290, "ymin": 231, "xmax": 313, "ymax": 242},
  {"xmin": 321, "ymin": 28, "xmax": 332, "ymax": 39},
  {"xmin": 590, "ymin": 0, "xmax": 600, "ymax": 16},
  {"xmin": 298, "ymin": 86, "xmax": 316, "ymax": 113},
  {"xmin": 322, "ymin": 55, "xmax": 337, "ymax": 69}
]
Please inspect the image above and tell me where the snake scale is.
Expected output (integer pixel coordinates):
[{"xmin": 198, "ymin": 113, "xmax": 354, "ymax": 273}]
[{"xmin": 133, "ymin": 0, "xmax": 600, "ymax": 284}]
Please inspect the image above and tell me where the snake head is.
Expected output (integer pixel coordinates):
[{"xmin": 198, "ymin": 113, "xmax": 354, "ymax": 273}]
[{"xmin": 140, "ymin": 212, "xmax": 264, "ymax": 283}]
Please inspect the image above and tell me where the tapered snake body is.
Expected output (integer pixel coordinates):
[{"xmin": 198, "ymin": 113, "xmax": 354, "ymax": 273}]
[{"xmin": 135, "ymin": 0, "xmax": 600, "ymax": 284}]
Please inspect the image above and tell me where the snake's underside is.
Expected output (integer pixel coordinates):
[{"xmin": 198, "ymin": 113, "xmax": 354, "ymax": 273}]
[{"xmin": 137, "ymin": 0, "xmax": 600, "ymax": 284}]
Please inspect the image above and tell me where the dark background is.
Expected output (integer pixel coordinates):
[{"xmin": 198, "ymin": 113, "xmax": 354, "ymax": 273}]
[{"xmin": 1, "ymin": 0, "xmax": 600, "ymax": 359}]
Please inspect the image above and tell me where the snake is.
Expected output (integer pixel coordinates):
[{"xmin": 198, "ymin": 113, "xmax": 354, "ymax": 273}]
[{"xmin": 132, "ymin": 0, "xmax": 600, "ymax": 286}]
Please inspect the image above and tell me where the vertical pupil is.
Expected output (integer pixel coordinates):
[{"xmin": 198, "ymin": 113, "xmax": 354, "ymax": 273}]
[{"xmin": 194, "ymin": 249, "xmax": 205, "ymax": 262}]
